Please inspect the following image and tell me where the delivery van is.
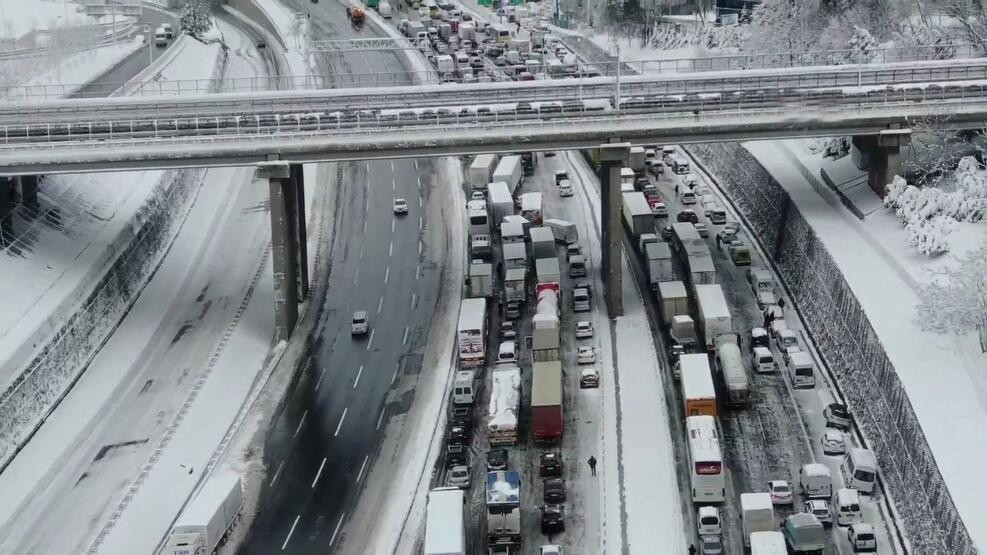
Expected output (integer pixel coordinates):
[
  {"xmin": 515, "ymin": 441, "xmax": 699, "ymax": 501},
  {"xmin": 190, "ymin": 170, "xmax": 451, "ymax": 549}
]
[
  {"xmin": 799, "ymin": 463, "xmax": 833, "ymax": 499},
  {"xmin": 834, "ymin": 488, "xmax": 862, "ymax": 526},
  {"xmin": 842, "ymin": 448, "xmax": 878, "ymax": 493},
  {"xmin": 786, "ymin": 351, "xmax": 815, "ymax": 389}
]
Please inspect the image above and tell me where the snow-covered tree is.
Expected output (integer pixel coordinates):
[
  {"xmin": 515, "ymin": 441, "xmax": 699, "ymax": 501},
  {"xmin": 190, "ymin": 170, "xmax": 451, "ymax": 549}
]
[
  {"xmin": 746, "ymin": 0, "xmax": 809, "ymax": 56},
  {"xmin": 916, "ymin": 242, "xmax": 987, "ymax": 352},
  {"xmin": 180, "ymin": 0, "xmax": 212, "ymax": 38},
  {"xmin": 884, "ymin": 175, "xmax": 909, "ymax": 207},
  {"xmin": 906, "ymin": 214, "xmax": 953, "ymax": 256},
  {"xmin": 846, "ymin": 25, "xmax": 878, "ymax": 62},
  {"xmin": 938, "ymin": 0, "xmax": 987, "ymax": 54}
]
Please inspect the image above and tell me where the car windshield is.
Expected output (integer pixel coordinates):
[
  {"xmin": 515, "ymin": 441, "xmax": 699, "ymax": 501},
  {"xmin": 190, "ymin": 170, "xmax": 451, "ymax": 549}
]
[
  {"xmin": 855, "ymin": 470, "xmax": 876, "ymax": 482},
  {"xmin": 774, "ymin": 484, "xmax": 789, "ymax": 493},
  {"xmin": 857, "ymin": 533, "xmax": 875, "ymax": 541}
]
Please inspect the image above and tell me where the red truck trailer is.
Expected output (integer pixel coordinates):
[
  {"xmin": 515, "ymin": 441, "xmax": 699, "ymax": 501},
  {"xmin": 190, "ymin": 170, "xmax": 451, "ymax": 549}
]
[{"xmin": 531, "ymin": 360, "xmax": 563, "ymax": 442}]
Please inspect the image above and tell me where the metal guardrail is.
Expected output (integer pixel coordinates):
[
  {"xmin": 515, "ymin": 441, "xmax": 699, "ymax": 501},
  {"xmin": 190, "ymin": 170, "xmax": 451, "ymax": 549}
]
[{"xmin": 0, "ymin": 19, "xmax": 137, "ymax": 61}]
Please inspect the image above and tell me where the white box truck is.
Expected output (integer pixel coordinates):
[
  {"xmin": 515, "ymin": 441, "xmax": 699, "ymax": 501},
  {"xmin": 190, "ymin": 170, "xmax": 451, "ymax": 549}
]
[
  {"xmin": 487, "ymin": 181, "xmax": 514, "ymax": 227},
  {"xmin": 529, "ymin": 226, "xmax": 556, "ymax": 259},
  {"xmin": 741, "ymin": 492, "xmax": 775, "ymax": 548},
  {"xmin": 535, "ymin": 257, "xmax": 561, "ymax": 285},
  {"xmin": 629, "ymin": 146, "xmax": 646, "ymax": 176},
  {"xmin": 519, "ymin": 192, "xmax": 543, "ymax": 225},
  {"xmin": 645, "ymin": 241, "xmax": 674, "ymax": 287},
  {"xmin": 424, "ymin": 487, "xmax": 466, "ymax": 555},
  {"xmin": 544, "ymin": 218, "xmax": 578, "ymax": 244},
  {"xmin": 622, "ymin": 191, "xmax": 654, "ymax": 239},
  {"xmin": 503, "ymin": 242, "xmax": 527, "ymax": 270},
  {"xmin": 469, "ymin": 153, "xmax": 498, "ymax": 190},
  {"xmin": 504, "ymin": 268, "xmax": 526, "ymax": 302},
  {"xmin": 166, "ymin": 472, "xmax": 243, "ymax": 555},
  {"xmin": 469, "ymin": 262, "xmax": 493, "ymax": 297},
  {"xmin": 492, "ymin": 155, "xmax": 523, "ymax": 195},
  {"xmin": 657, "ymin": 280, "xmax": 689, "ymax": 326},
  {"xmin": 695, "ymin": 284, "xmax": 732, "ymax": 354}
]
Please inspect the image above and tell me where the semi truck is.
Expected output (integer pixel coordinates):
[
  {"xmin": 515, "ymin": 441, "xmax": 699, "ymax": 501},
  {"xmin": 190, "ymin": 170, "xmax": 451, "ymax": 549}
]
[
  {"xmin": 529, "ymin": 226, "xmax": 556, "ymax": 259},
  {"xmin": 469, "ymin": 262, "xmax": 493, "ymax": 297},
  {"xmin": 503, "ymin": 242, "xmax": 527, "ymax": 270},
  {"xmin": 488, "ymin": 366, "xmax": 521, "ymax": 445},
  {"xmin": 424, "ymin": 487, "xmax": 466, "ymax": 555},
  {"xmin": 503, "ymin": 268, "xmax": 526, "ymax": 302},
  {"xmin": 622, "ymin": 191, "xmax": 654, "ymax": 239},
  {"xmin": 166, "ymin": 472, "xmax": 243, "ymax": 555},
  {"xmin": 457, "ymin": 298, "xmax": 487, "ymax": 367},
  {"xmin": 645, "ymin": 241, "xmax": 674, "ymax": 287},
  {"xmin": 486, "ymin": 471, "xmax": 521, "ymax": 547},
  {"xmin": 680, "ymin": 353, "xmax": 716, "ymax": 417},
  {"xmin": 687, "ymin": 253, "xmax": 716, "ymax": 286},
  {"xmin": 487, "ymin": 181, "xmax": 514, "ymax": 227},
  {"xmin": 695, "ymin": 284, "xmax": 732, "ymax": 354},
  {"xmin": 657, "ymin": 281, "xmax": 689, "ymax": 326},
  {"xmin": 492, "ymin": 155, "xmax": 523, "ymax": 195},
  {"xmin": 469, "ymin": 154, "xmax": 498, "ymax": 190},
  {"xmin": 531, "ymin": 360, "xmax": 563, "ymax": 442},
  {"xmin": 532, "ymin": 283, "xmax": 560, "ymax": 352}
]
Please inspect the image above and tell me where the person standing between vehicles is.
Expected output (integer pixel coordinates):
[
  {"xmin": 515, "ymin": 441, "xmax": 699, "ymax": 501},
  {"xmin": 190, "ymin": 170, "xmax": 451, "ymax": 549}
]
[
  {"xmin": 778, "ymin": 297, "xmax": 786, "ymax": 310},
  {"xmin": 587, "ymin": 455, "xmax": 597, "ymax": 476},
  {"xmin": 688, "ymin": 544, "xmax": 697, "ymax": 555}
]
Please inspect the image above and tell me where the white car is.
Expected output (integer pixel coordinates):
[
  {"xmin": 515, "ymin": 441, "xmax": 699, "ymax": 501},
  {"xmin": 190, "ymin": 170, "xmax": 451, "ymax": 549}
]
[
  {"xmin": 767, "ymin": 480, "xmax": 793, "ymax": 505},
  {"xmin": 848, "ymin": 523, "xmax": 877, "ymax": 552},
  {"xmin": 559, "ymin": 180, "xmax": 573, "ymax": 197},
  {"xmin": 575, "ymin": 320, "xmax": 593, "ymax": 339},
  {"xmin": 579, "ymin": 367, "xmax": 599, "ymax": 388},
  {"xmin": 539, "ymin": 545, "xmax": 563, "ymax": 555},
  {"xmin": 446, "ymin": 465, "xmax": 471, "ymax": 488},
  {"xmin": 804, "ymin": 499, "xmax": 833, "ymax": 527},
  {"xmin": 577, "ymin": 346, "xmax": 596, "ymax": 364},
  {"xmin": 393, "ymin": 197, "xmax": 409, "ymax": 214},
  {"xmin": 820, "ymin": 429, "xmax": 847, "ymax": 456},
  {"xmin": 351, "ymin": 310, "xmax": 369, "ymax": 335},
  {"xmin": 471, "ymin": 191, "xmax": 485, "ymax": 201}
]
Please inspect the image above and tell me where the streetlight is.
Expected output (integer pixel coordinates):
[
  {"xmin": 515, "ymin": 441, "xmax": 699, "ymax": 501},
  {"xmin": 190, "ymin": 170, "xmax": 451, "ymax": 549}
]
[{"xmin": 144, "ymin": 24, "xmax": 152, "ymax": 65}]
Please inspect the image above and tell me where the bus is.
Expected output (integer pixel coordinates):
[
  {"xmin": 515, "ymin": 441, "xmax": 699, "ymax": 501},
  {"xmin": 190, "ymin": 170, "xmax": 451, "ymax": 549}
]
[{"xmin": 686, "ymin": 415, "xmax": 726, "ymax": 503}]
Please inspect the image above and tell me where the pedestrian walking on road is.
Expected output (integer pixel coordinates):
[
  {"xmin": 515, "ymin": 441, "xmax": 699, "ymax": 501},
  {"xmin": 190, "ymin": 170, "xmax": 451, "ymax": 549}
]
[
  {"xmin": 715, "ymin": 233, "xmax": 722, "ymax": 248},
  {"xmin": 674, "ymin": 184, "xmax": 679, "ymax": 195},
  {"xmin": 688, "ymin": 544, "xmax": 697, "ymax": 555},
  {"xmin": 587, "ymin": 456, "xmax": 597, "ymax": 476},
  {"xmin": 778, "ymin": 297, "xmax": 786, "ymax": 310}
]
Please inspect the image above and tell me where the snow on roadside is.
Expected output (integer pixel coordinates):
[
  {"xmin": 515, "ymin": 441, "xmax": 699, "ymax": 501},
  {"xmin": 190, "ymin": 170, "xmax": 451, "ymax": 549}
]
[
  {"xmin": 4, "ymin": 36, "xmax": 144, "ymax": 97},
  {"xmin": 746, "ymin": 139, "xmax": 987, "ymax": 549},
  {"xmin": 0, "ymin": 0, "xmax": 97, "ymax": 40},
  {"xmin": 256, "ymin": 0, "xmax": 310, "ymax": 76}
]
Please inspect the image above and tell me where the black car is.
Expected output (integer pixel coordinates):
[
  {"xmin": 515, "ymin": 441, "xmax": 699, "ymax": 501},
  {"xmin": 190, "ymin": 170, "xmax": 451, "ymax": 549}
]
[
  {"xmin": 677, "ymin": 209, "xmax": 699, "ymax": 224},
  {"xmin": 540, "ymin": 504, "xmax": 565, "ymax": 534},
  {"xmin": 749, "ymin": 327, "xmax": 770, "ymax": 352},
  {"xmin": 487, "ymin": 448, "xmax": 509, "ymax": 471},
  {"xmin": 445, "ymin": 444, "xmax": 469, "ymax": 468},
  {"xmin": 543, "ymin": 478, "xmax": 566, "ymax": 503},
  {"xmin": 450, "ymin": 404, "xmax": 472, "ymax": 426},
  {"xmin": 504, "ymin": 300, "xmax": 522, "ymax": 320},
  {"xmin": 661, "ymin": 225, "xmax": 673, "ymax": 241},
  {"xmin": 824, "ymin": 403, "xmax": 853, "ymax": 431},
  {"xmin": 634, "ymin": 177, "xmax": 650, "ymax": 191},
  {"xmin": 448, "ymin": 424, "xmax": 470, "ymax": 446},
  {"xmin": 539, "ymin": 451, "xmax": 564, "ymax": 477}
]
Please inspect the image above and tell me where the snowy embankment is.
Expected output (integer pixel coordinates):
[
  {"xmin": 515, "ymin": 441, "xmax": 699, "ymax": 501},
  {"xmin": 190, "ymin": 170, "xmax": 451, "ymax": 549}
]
[
  {"xmin": 0, "ymin": 38, "xmax": 227, "ymax": 473},
  {"xmin": 753, "ymin": 140, "xmax": 987, "ymax": 550},
  {"xmin": 246, "ymin": 0, "xmax": 311, "ymax": 76},
  {"xmin": 0, "ymin": 0, "xmax": 98, "ymax": 40}
]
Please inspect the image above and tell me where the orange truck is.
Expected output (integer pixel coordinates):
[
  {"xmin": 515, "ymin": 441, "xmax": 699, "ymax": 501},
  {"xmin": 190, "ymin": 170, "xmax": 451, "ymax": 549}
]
[
  {"xmin": 680, "ymin": 353, "xmax": 717, "ymax": 417},
  {"xmin": 346, "ymin": 5, "xmax": 366, "ymax": 23}
]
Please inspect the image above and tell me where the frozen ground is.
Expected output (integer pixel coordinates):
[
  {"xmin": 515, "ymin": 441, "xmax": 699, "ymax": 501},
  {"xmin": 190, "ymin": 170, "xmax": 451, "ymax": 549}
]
[
  {"xmin": 0, "ymin": 0, "xmax": 98, "ymax": 40},
  {"xmin": 0, "ymin": 18, "xmax": 276, "ymax": 554},
  {"xmin": 255, "ymin": 0, "xmax": 311, "ymax": 76},
  {"xmin": 6, "ymin": 36, "xmax": 144, "ymax": 95},
  {"xmin": 747, "ymin": 138, "xmax": 987, "ymax": 548}
]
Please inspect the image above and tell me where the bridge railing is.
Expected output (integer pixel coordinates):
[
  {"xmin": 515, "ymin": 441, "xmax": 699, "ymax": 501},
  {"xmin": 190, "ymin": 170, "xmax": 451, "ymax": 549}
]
[
  {"xmin": 0, "ymin": 43, "xmax": 981, "ymax": 102},
  {"xmin": 0, "ymin": 94, "xmax": 977, "ymax": 153}
]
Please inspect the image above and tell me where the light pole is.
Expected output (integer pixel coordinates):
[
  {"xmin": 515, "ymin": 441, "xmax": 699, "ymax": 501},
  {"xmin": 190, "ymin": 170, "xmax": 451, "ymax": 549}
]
[{"xmin": 144, "ymin": 24, "xmax": 152, "ymax": 65}]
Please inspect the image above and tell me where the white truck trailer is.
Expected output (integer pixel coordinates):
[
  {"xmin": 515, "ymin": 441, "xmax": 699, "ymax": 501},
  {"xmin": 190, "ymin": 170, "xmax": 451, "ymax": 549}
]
[
  {"xmin": 166, "ymin": 471, "xmax": 243, "ymax": 555},
  {"xmin": 492, "ymin": 155, "xmax": 523, "ymax": 195},
  {"xmin": 535, "ymin": 257, "xmax": 561, "ymax": 285},
  {"xmin": 622, "ymin": 191, "xmax": 654, "ymax": 239},
  {"xmin": 657, "ymin": 280, "xmax": 689, "ymax": 326},
  {"xmin": 469, "ymin": 262, "xmax": 493, "ymax": 297},
  {"xmin": 487, "ymin": 181, "xmax": 514, "ymax": 227},
  {"xmin": 469, "ymin": 153, "xmax": 498, "ymax": 190},
  {"xmin": 529, "ymin": 226, "xmax": 556, "ymax": 259},
  {"xmin": 424, "ymin": 487, "xmax": 466, "ymax": 555},
  {"xmin": 504, "ymin": 268, "xmax": 526, "ymax": 302},
  {"xmin": 741, "ymin": 492, "xmax": 775, "ymax": 547},
  {"xmin": 488, "ymin": 365, "xmax": 521, "ymax": 445},
  {"xmin": 695, "ymin": 284, "xmax": 732, "ymax": 354},
  {"xmin": 645, "ymin": 241, "xmax": 674, "ymax": 286}
]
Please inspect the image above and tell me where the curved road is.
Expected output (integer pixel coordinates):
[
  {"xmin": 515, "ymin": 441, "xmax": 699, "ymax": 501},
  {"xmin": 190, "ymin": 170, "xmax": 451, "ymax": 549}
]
[
  {"xmin": 241, "ymin": 2, "xmax": 446, "ymax": 553},
  {"xmin": 70, "ymin": 7, "xmax": 178, "ymax": 98}
]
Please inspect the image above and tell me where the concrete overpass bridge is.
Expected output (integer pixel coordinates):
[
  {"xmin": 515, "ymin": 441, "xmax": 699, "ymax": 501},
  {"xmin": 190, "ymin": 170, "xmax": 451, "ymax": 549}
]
[{"xmin": 4, "ymin": 55, "xmax": 987, "ymax": 337}]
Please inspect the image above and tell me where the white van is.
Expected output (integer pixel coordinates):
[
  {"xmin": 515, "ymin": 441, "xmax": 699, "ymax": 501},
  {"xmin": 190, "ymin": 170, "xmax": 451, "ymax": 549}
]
[
  {"xmin": 436, "ymin": 54, "xmax": 455, "ymax": 74},
  {"xmin": 154, "ymin": 27, "xmax": 168, "ymax": 47},
  {"xmin": 497, "ymin": 340, "xmax": 517, "ymax": 364},
  {"xmin": 798, "ymin": 463, "xmax": 833, "ymax": 499},
  {"xmin": 672, "ymin": 156, "xmax": 690, "ymax": 174},
  {"xmin": 786, "ymin": 350, "xmax": 815, "ymax": 389},
  {"xmin": 842, "ymin": 448, "xmax": 878, "ymax": 493},
  {"xmin": 697, "ymin": 506, "xmax": 721, "ymax": 535},
  {"xmin": 834, "ymin": 488, "xmax": 862, "ymax": 526},
  {"xmin": 752, "ymin": 346, "xmax": 776, "ymax": 373}
]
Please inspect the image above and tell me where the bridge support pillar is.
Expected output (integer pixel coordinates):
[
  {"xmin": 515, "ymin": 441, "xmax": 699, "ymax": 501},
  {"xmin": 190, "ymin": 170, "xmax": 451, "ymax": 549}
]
[
  {"xmin": 13, "ymin": 175, "xmax": 38, "ymax": 206},
  {"xmin": 598, "ymin": 143, "xmax": 630, "ymax": 318},
  {"xmin": 852, "ymin": 129, "xmax": 911, "ymax": 197},
  {"xmin": 259, "ymin": 159, "xmax": 308, "ymax": 342},
  {"xmin": 0, "ymin": 178, "xmax": 11, "ymax": 247}
]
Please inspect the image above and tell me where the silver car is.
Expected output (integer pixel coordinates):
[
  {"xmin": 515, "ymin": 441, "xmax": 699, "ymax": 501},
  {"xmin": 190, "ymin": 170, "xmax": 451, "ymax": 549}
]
[{"xmin": 446, "ymin": 465, "xmax": 471, "ymax": 488}]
